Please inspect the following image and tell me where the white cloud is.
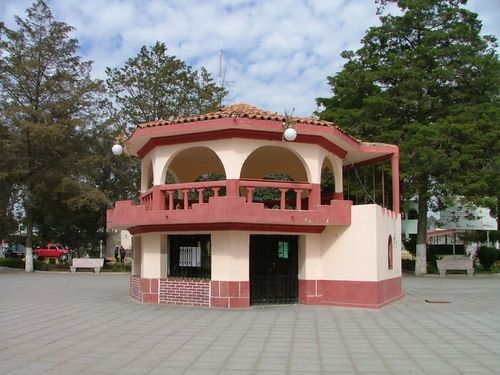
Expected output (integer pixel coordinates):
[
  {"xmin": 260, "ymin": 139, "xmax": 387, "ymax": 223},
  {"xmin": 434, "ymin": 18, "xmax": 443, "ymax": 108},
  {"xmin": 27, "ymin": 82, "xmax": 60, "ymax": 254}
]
[{"xmin": 2, "ymin": 0, "xmax": 499, "ymax": 117}]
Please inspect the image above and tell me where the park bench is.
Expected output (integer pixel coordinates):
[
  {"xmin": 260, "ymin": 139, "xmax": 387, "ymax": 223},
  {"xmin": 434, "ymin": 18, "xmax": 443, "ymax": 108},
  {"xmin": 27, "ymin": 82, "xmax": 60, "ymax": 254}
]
[
  {"xmin": 70, "ymin": 258, "xmax": 104, "ymax": 273},
  {"xmin": 436, "ymin": 257, "xmax": 474, "ymax": 276}
]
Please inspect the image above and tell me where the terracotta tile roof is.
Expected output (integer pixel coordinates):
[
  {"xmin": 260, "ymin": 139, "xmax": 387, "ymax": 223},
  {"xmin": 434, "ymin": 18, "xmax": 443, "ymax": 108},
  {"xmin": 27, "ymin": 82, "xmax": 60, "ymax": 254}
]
[{"xmin": 137, "ymin": 103, "xmax": 359, "ymax": 142}]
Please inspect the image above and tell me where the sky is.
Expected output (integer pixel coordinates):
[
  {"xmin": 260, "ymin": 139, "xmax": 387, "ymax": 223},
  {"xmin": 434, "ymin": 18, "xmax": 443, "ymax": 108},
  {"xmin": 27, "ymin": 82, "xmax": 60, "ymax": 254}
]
[{"xmin": 1, "ymin": 0, "xmax": 499, "ymax": 117}]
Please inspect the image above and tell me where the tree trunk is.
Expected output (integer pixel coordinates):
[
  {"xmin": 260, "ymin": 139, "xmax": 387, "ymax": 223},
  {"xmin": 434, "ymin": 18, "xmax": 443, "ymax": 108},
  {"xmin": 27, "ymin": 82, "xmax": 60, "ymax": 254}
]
[
  {"xmin": 414, "ymin": 183, "xmax": 428, "ymax": 275},
  {"xmin": 24, "ymin": 208, "xmax": 34, "ymax": 272}
]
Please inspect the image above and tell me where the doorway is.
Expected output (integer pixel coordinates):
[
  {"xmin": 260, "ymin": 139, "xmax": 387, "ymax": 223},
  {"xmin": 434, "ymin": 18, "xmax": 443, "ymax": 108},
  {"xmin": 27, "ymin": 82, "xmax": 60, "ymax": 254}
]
[{"xmin": 249, "ymin": 235, "xmax": 298, "ymax": 305}]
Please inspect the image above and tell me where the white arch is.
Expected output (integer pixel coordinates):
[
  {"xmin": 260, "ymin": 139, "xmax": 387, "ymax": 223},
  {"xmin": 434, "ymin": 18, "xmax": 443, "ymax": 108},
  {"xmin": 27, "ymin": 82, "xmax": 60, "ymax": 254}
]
[
  {"xmin": 157, "ymin": 145, "xmax": 226, "ymax": 184},
  {"xmin": 240, "ymin": 145, "xmax": 311, "ymax": 182},
  {"xmin": 140, "ymin": 139, "xmax": 342, "ymax": 188},
  {"xmin": 153, "ymin": 139, "xmax": 314, "ymax": 183}
]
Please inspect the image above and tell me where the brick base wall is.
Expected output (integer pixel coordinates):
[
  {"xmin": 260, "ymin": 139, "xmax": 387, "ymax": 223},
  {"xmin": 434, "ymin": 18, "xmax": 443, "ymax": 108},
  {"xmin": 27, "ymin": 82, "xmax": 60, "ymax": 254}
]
[
  {"xmin": 159, "ymin": 278, "xmax": 210, "ymax": 307},
  {"xmin": 298, "ymin": 277, "xmax": 403, "ymax": 308},
  {"xmin": 131, "ymin": 276, "xmax": 402, "ymax": 309},
  {"xmin": 130, "ymin": 275, "xmax": 141, "ymax": 301},
  {"xmin": 130, "ymin": 275, "xmax": 159, "ymax": 303},
  {"xmin": 210, "ymin": 281, "xmax": 249, "ymax": 308},
  {"xmin": 129, "ymin": 276, "xmax": 210, "ymax": 307}
]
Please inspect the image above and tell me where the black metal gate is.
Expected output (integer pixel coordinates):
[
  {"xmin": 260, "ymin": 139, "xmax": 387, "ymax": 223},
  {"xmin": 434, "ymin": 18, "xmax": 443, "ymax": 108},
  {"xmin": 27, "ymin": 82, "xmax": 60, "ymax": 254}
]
[{"xmin": 250, "ymin": 235, "xmax": 298, "ymax": 305}]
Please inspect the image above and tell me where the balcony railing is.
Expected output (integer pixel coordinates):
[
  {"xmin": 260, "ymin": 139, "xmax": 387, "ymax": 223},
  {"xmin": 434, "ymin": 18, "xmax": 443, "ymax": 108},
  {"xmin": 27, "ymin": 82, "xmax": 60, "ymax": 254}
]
[
  {"xmin": 140, "ymin": 179, "xmax": 319, "ymax": 212},
  {"xmin": 239, "ymin": 179, "xmax": 312, "ymax": 210},
  {"xmin": 109, "ymin": 179, "xmax": 353, "ymax": 231}
]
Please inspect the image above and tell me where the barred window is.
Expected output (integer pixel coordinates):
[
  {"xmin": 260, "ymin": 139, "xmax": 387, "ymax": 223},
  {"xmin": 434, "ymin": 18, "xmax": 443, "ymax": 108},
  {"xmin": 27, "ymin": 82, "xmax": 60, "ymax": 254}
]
[{"xmin": 168, "ymin": 235, "xmax": 211, "ymax": 278}]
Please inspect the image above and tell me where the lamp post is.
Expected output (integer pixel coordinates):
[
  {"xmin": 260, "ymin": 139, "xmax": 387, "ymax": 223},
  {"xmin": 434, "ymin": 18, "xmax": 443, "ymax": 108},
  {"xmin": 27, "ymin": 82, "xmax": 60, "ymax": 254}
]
[
  {"xmin": 283, "ymin": 127, "xmax": 297, "ymax": 142},
  {"xmin": 111, "ymin": 143, "xmax": 123, "ymax": 155},
  {"xmin": 112, "ymin": 132, "xmax": 129, "ymax": 155},
  {"xmin": 282, "ymin": 108, "xmax": 297, "ymax": 142}
]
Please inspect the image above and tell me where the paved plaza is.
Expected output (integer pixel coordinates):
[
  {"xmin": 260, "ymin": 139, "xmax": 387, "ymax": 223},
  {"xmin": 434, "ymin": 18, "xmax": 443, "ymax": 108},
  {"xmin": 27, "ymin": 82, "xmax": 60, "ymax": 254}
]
[{"xmin": 0, "ymin": 268, "xmax": 499, "ymax": 374}]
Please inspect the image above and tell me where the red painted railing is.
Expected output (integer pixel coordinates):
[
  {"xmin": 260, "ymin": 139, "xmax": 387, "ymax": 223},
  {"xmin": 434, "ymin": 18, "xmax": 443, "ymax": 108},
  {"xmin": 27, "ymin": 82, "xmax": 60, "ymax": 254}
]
[
  {"xmin": 238, "ymin": 179, "xmax": 312, "ymax": 210},
  {"xmin": 140, "ymin": 179, "xmax": 320, "ymax": 211}
]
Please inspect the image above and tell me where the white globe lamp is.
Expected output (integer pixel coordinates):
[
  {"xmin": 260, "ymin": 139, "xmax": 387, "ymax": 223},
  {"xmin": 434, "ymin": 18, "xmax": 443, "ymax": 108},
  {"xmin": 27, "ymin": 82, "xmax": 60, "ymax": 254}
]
[
  {"xmin": 112, "ymin": 143, "xmax": 123, "ymax": 156},
  {"xmin": 283, "ymin": 127, "xmax": 297, "ymax": 142}
]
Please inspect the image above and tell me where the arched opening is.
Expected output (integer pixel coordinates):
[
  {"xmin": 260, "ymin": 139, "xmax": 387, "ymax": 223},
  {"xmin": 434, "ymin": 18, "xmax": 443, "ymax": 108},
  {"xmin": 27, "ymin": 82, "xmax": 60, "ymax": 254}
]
[
  {"xmin": 240, "ymin": 146, "xmax": 308, "ymax": 181},
  {"xmin": 321, "ymin": 158, "xmax": 335, "ymax": 205},
  {"xmin": 240, "ymin": 146, "xmax": 310, "ymax": 210},
  {"xmin": 388, "ymin": 235, "xmax": 393, "ymax": 270},
  {"xmin": 166, "ymin": 147, "xmax": 226, "ymax": 183},
  {"xmin": 161, "ymin": 147, "xmax": 227, "ymax": 209},
  {"xmin": 142, "ymin": 160, "xmax": 154, "ymax": 191}
]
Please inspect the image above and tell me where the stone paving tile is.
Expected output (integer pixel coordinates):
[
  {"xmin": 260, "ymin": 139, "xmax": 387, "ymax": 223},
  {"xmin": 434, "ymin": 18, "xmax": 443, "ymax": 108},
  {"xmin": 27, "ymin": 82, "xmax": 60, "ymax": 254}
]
[
  {"xmin": 256, "ymin": 360, "xmax": 288, "ymax": 372},
  {"xmin": 190, "ymin": 359, "xmax": 226, "ymax": 370},
  {"xmin": 1, "ymin": 269, "xmax": 500, "ymax": 374},
  {"xmin": 7, "ymin": 360, "xmax": 56, "ymax": 373}
]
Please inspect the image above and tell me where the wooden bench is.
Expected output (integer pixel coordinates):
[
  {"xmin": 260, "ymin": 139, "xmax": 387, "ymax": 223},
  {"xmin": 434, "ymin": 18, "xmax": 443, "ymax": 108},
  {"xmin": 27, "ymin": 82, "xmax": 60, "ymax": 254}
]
[
  {"xmin": 436, "ymin": 258, "xmax": 474, "ymax": 276},
  {"xmin": 70, "ymin": 258, "xmax": 104, "ymax": 273}
]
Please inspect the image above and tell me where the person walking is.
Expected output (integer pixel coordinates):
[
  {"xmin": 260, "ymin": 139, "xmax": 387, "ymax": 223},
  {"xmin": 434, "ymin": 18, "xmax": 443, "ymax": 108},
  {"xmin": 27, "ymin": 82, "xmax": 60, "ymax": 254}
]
[
  {"xmin": 114, "ymin": 246, "xmax": 119, "ymax": 263},
  {"xmin": 120, "ymin": 246, "xmax": 126, "ymax": 263}
]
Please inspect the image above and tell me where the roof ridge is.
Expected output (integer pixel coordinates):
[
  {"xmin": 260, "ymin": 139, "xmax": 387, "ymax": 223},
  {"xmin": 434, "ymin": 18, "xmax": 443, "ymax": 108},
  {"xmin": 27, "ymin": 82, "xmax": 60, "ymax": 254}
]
[
  {"xmin": 137, "ymin": 102, "xmax": 360, "ymax": 143},
  {"xmin": 140, "ymin": 102, "xmax": 329, "ymax": 126}
]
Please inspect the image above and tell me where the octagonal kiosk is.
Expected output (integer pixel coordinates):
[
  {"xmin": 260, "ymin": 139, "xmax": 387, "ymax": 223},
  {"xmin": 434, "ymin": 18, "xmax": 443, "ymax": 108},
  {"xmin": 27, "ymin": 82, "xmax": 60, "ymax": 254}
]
[{"xmin": 107, "ymin": 103, "xmax": 403, "ymax": 308}]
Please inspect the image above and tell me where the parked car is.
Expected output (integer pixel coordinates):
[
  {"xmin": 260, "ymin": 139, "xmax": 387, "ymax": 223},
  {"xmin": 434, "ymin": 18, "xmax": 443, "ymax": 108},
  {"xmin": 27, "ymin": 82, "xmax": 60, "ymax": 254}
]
[
  {"xmin": 33, "ymin": 243, "xmax": 69, "ymax": 261},
  {"xmin": 3, "ymin": 244, "xmax": 26, "ymax": 258}
]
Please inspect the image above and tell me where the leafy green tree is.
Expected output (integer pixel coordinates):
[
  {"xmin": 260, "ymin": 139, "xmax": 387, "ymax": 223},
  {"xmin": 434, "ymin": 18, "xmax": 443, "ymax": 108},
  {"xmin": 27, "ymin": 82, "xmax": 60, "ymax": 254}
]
[
  {"xmin": 444, "ymin": 103, "xmax": 499, "ymax": 230},
  {"xmin": 106, "ymin": 41, "xmax": 227, "ymax": 125},
  {"xmin": 317, "ymin": 0, "xmax": 499, "ymax": 274},
  {"xmin": 33, "ymin": 104, "xmax": 140, "ymax": 254},
  {"xmin": 0, "ymin": 0, "xmax": 107, "ymax": 270}
]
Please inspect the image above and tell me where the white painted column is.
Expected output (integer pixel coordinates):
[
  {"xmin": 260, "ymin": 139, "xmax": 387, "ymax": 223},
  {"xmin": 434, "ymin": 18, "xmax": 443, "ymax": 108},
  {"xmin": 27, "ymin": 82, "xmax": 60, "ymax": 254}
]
[
  {"xmin": 132, "ymin": 235, "xmax": 142, "ymax": 276},
  {"xmin": 140, "ymin": 232, "xmax": 166, "ymax": 278},
  {"xmin": 298, "ymin": 234, "xmax": 322, "ymax": 280},
  {"xmin": 211, "ymin": 231, "xmax": 250, "ymax": 281}
]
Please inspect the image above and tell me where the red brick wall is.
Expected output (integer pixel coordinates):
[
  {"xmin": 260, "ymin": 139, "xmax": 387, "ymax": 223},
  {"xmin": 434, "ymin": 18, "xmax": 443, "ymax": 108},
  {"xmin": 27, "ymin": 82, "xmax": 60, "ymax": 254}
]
[
  {"xmin": 159, "ymin": 278, "xmax": 210, "ymax": 307},
  {"xmin": 131, "ymin": 276, "xmax": 243, "ymax": 307}
]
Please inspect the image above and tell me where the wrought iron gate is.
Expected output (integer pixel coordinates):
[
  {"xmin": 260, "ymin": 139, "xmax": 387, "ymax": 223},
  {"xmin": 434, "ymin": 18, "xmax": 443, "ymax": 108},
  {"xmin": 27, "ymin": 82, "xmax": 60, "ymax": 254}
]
[{"xmin": 250, "ymin": 235, "xmax": 298, "ymax": 305}]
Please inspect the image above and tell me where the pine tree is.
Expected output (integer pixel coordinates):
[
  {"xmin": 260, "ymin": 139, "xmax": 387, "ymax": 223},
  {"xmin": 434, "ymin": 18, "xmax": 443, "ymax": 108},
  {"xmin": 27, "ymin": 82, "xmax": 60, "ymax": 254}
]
[
  {"xmin": 106, "ymin": 41, "xmax": 227, "ymax": 125},
  {"xmin": 0, "ymin": 0, "xmax": 105, "ymax": 270},
  {"xmin": 317, "ymin": 0, "xmax": 499, "ymax": 274}
]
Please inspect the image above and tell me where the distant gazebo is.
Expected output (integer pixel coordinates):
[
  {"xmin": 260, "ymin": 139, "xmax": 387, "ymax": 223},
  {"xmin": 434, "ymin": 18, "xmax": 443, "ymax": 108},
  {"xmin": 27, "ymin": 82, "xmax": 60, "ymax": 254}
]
[{"xmin": 108, "ymin": 103, "xmax": 403, "ymax": 308}]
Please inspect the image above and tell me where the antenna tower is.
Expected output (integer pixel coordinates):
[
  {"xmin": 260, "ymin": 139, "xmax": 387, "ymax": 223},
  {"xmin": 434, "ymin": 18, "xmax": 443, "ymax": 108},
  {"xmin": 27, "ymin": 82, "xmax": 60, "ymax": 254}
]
[{"xmin": 218, "ymin": 49, "xmax": 227, "ymax": 108}]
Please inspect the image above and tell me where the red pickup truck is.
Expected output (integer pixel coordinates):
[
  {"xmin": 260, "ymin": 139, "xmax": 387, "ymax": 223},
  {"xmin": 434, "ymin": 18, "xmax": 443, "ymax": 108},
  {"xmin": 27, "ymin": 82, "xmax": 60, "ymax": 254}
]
[{"xmin": 33, "ymin": 243, "xmax": 69, "ymax": 261}]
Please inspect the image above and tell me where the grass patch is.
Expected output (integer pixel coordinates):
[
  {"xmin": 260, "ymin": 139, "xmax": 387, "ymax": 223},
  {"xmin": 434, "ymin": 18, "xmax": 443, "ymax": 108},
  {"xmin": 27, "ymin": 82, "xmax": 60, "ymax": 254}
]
[
  {"xmin": 103, "ymin": 262, "xmax": 131, "ymax": 272},
  {"xmin": 0, "ymin": 257, "xmax": 24, "ymax": 268},
  {"xmin": 474, "ymin": 264, "xmax": 500, "ymax": 274},
  {"xmin": 0, "ymin": 257, "xmax": 64, "ymax": 270}
]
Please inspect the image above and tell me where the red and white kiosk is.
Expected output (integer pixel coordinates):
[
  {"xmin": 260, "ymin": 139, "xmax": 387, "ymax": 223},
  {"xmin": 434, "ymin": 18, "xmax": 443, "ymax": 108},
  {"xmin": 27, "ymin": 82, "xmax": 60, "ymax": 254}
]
[{"xmin": 107, "ymin": 103, "xmax": 403, "ymax": 308}]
